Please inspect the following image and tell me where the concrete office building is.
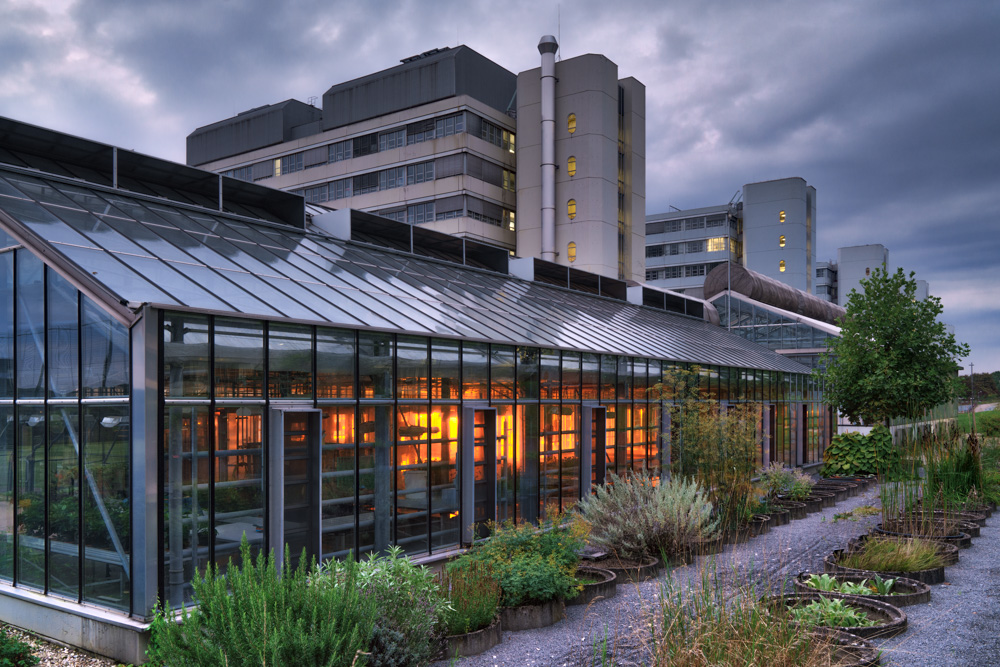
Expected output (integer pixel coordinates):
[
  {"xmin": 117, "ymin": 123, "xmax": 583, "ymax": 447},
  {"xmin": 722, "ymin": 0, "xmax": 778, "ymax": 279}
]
[
  {"xmin": 516, "ymin": 41, "xmax": 645, "ymax": 282},
  {"xmin": 189, "ymin": 40, "xmax": 645, "ymax": 282},
  {"xmin": 815, "ymin": 260, "xmax": 838, "ymax": 303},
  {"xmin": 836, "ymin": 244, "xmax": 891, "ymax": 305},
  {"xmin": 188, "ymin": 46, "xmax": 520, "ymax": 251},
  {"xmin": 0, "ymin": 116, "xmax": 823, "ymax": 663},
  {"xmin": 645, "ymin": 177, "xmax": 815, "ymax": 297}
]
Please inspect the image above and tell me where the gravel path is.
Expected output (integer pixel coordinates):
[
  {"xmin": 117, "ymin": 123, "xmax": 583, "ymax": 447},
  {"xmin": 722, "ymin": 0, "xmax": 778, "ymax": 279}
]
[{"xmin": 437, "ymin": 484, "xmax": 1000, "ymax": 666}]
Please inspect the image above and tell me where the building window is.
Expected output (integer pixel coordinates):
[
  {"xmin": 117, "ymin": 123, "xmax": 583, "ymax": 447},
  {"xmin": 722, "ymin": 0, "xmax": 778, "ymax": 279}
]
[
  {"xmin": 567, "ymin": 156, "xmax": 576, "ymax": 177},
  {"xmin": 378, "ymin": 129, "xmax": 405, "ymax": 152},
  {"xmin": 223, "ymin": 165, "xmax": 254, "ymax": 182},
  {"xmin": 330, "ymin": 178, "xmax": 352, "ymax": 200},
  {"xmin": 779, "ymin": 260, "xmax": 786, "ymax": 272},
  {"xmin": 707, "ymin": 237, "xmax": 726, "ymax": 252},
  {"xmin": 567, "ymin": 113, "xmax": 576, "ymax": 134},
  {"xmin": 481, "ymin": 119, "xmax": 515, "ymax": 152},
  {"xmin": 706, "ymin": 215, "xmax": 726, "ymax": 228},
  {"xmin": 668, "ymin": 243, "xmax": 681, "ymax": 256},
  {"xmin": 567, "ymin": 242, "xmax": 577, "ymax": 262},
  {"xmin": 502, "ymin": 169, "xmax": 516, "ymax": 192},
  {"xmin": 646, "ymin": 269, "xmax": 660, "ymax": 281},
  {"xmin": 435, "ymin": 112, "xmax": 465, "ymax": 138},
  {"xmin": 779, "ymin": 235, "xmax": 786, "ymax": 248},
  {"xmin": 354, "ymin": 133, "xmax": 379, "ymax": 157},
  {"xmin": 686, "ymin": 240, "xmax": 704, "ymax": 253},
  {"xmin": 406, "ymin": 161, "xmax": 435, "ymax": 185},
  {"xmin": 817, "ymin": 268, "xmax": 826, "ymax": 278},
  {"xmin": 664, "ymin": 266, "xmax": 682, "ymax": 279},
  {"xmin": 646, "ymin": 245, "xmax": 664, "ymax": 258},
  {"xmin": 567, "ymin": 199, "xmax": 577, "ymax": 220},
  {"xmin": 329, "ymin": 139, "xmax": 353, "ymax": 163},
  {"xmin": 505, "ymin": 210, "xmax": 516, "ymax": 231},
  {"xmin": 304, "ymin": 184, "xmax": 329, "ymax": 203},
  {"xmin": 779, "ymin": 210, "xmax": 786, "ymax": 223},
  {"xmin": 378, "ymin": 167, "xmax": 405, "ymax": 191},
  {"xmin": 407, "ymin": 202, "xmax": 435, "ymax": 225},
  {"xmin": 280, "ymin": 153, "xmax": 304, "ymax": 175},
  {"xmin": 685, "ymin": 264, "xmax": 706, "ymax": 277}
]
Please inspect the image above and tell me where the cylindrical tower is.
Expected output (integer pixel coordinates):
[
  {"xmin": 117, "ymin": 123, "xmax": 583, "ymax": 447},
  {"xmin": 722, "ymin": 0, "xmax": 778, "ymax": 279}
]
[{"xmin": 538, "ymin": 35, "xmax": 558, "ymax": 262}]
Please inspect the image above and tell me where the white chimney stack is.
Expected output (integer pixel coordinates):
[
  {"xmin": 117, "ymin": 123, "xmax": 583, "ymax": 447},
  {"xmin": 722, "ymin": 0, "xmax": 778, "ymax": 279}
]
[{"xmin": 538, "ymin": 35, "xmax": 558, "ymax": 262}]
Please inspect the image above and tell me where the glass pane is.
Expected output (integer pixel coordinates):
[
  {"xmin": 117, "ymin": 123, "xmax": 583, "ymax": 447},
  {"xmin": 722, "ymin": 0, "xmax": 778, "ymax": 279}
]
[
  {"xmin": 317, "ymin": 328, "xmax": 354, "ymax": 399},
  {"xmin": 632, "ymin": 402, "xmax": 648, "ymax": 473},
  {"xmin": 16, "ymin": 250, "xmax": 45, "ymax": 398},
  {"xmin": 0, "ymin": 252, "xmax": 12, "ymax": 398},
  {"xmin": 50, "ymin": 244, "xmax": 176, "ymax": 305},
  {"xmin": 617, "ymin": 357, "xmax": 632, "ymax": 401},
  {"xmin": 431, "ymin": 339, "xmax": 459, "ymax": 400},
  {"xmin": 358, "ymin": 404, "xmax": 393, "ymax": 558},
  {"xmin": 321, "ymin": 406, "xmax": 356, "ymax": 560},
  {"xmin": 396, "ymin": 406, "xmax": 428, "ymax": 555},
  {"xmin": 515, "ymin": 404, "xmax": 539, "ymax": 524},
  {"xmin": 163, "ymin": 312, "xmax": 210, "ymax": 398},
  {"xmin": 0, "ymin": 228, "xmax": 15, "ymax": 249},
  {"xmin": 516, "ymin": 347, "xmax": 538, "ymax": 400},
  {"xmin": 490, "ymin": 345, "xmax": 514, "ymax": 400},
  {"xmin": 495, "ymin": 405, "xmax": 515, "ymax": 523},
  {"xmin": 396, "ymin": 336, "xmax": 428, "ymax": 400},
  {"xmin": 600, "ymin": 355, "xmax": 616, "ymax": 401},
  {"xmin": 461, "ymin": 341, "xmax": 488, "ymax": 400},
  {"xmin": 602, "ymin": 403, "xmax": 616, "ymax": 476},
  {"xmin": 0, "ymin": 405, "xmax": 12, "ymax": 580},
  {"xmin": 358, "ymin": 333, "xmax": 392, "ymax": 399},
  {"xmin": 562, "ymin": 351, "xmax": 581, "ymax": 401},
  {"xmin": 539, "ymin": 349, "xmax": 559, "ymax": 400},
  {"xmin": 47, "ymin": 268, "xmax": 79, "ymax": 398},
  {"xmin": 17, "ymin": 405, "xmax": 45, "ymax": 589},
  {"xmin": 429, "ymin": 405, "xmax": 460, "ymax": 550},
  {"xmin": 268, "ymin": 324, "xmax": 313, "ymax": 399},
  {"xmin": 214, "ymin": 318, "xmax": 264, "ymax": 399},
  {"xmin": 81, "ymin": 297, "xmax": 129, "ymax": 397},
  {"xmin": 47, "ymin": 406, "xmax": 80, "ymax": 599},
  {"xmin": 163, "ymin": 405, "xmax": 210, "ymax": 607},
  {"xmin": 214, "ymin": 406, "xmax": 264, "ymax": 573},
  {"xmin": 82, "ymin": 405, "xmax": 130, "ymax": 611},
  {"xmin": 632, "ymin": 358, "xmax": 647, "ymax": 401},
  {"xmin": 615, "ymin": 404, "xmax": 631, "ymax": 475}
]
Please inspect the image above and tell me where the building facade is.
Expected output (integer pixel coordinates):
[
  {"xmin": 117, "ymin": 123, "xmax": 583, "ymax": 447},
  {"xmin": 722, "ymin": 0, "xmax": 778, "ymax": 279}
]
[
  {"xmin": 188, "ymin": 46, "xmax": 520, "ymax": 251},
  {"xmin": 0, "ymin": 117, "xmax": 827, "ymax": 663},
  {"xmin": 836, "ymin": 244, "xmax": 890, "ymax": 306},
  {"xmin": 815, "ymin": 260, "xmax": 838, "ymax": 303},
  {"xmin": 644, "ymin": 203, "xmax": 740, "ymax": 296}
]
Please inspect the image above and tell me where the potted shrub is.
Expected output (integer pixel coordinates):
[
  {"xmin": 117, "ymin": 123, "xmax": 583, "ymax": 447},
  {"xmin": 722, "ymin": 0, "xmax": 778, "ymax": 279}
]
[{"xmin": 439, "ymin": 560, "xmax": 502, "ymax": 658}]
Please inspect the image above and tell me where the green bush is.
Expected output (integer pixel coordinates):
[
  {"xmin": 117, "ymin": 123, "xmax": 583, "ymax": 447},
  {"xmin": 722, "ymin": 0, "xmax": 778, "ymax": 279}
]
[
  {"xmin": 820, "ymin": 425, "xmax": 898, "ymax": 476},
  {"xmin": 449, "ymin": 513, "xmax": 585, "ymax": 607},
  {"xmin": 0, "ymin": 627, "xmax": 38, "ymax": 667},
  {"xmin": 787, "ymin": 597, "xmax": 876, "ymax": 629},
  {"xmin": 439, "ymin": 560, "xmax": 500, "ymax": 636},
  {"xmin": 576, "ymin": 471, "xmax": 718, "ymax": 562},
  {"xmin": 758, "ymin": 464, "xmax": 814, "ymax": 500},
  {"xmin": 146, "ymin": 538, "xmax": 375, "ymax": 667}
]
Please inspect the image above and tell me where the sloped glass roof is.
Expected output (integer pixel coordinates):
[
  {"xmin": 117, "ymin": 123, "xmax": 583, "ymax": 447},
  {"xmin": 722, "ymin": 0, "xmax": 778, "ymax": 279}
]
[{"xmin": 0, "ymin": 163, "xmax": 810, "ymax": 373}]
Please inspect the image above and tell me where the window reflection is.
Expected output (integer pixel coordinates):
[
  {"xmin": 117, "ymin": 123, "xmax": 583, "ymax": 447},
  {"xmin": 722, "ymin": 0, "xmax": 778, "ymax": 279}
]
[
  {"xmin": 213, "ymin": 406, "xmax": 264, "ymax": 573},
  {"xmin": 321, "ymin": 406, "xmax": 356, "ymax": 560}
]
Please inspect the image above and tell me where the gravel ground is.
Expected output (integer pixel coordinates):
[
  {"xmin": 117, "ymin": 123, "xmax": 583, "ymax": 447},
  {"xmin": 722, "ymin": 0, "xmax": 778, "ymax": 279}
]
[
  {"xmin": 436, "ymin": 484, "xmax": 1000, "ymax": 667},
  {"xmin": 0, "ymin": 624, "xmax": 122, "ymax": 666}
]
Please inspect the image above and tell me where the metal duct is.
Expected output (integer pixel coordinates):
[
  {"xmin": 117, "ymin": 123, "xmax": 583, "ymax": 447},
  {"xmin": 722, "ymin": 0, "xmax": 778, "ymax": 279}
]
[
  {"xmin": 538, "ymin": 35, "xmax": 558, "ymax": 262},
  {"xmin": 704, "ymin": 261, "xmax": 846, "ymax": 325}
]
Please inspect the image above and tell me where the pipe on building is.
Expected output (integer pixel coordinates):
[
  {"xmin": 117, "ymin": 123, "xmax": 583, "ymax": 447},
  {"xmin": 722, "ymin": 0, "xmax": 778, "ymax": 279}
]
[{"xmin": 538, "ymin": 35, "xmax": 558, "ymax": 262}]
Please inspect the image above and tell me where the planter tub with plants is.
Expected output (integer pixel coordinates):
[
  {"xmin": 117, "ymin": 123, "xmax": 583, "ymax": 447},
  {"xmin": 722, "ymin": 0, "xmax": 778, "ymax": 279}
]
[
  {"xmin": 810, "ymin": 490, "xmax": 838, "ymax": 508},
  {"xmin": 873, "ymin": 522, "xmax": 972, "ymax": 549},
  {"xmin": 587, "ymin": 555, "xmax": 659, "ymax": 583},
  {"xmin": 824, "ymin": 549, "xmax": 946, "ymax": 585},
  {"xmin": 499, "ymin": 598, "xmax": 564, "ymax": 631},
  {"xmin": 848, "ymin": 534, "xmax": 960, "ymax": 566},
  {"xmin": 692, "ymin": 534, "xmax": 725, "ymax": 556},
  {"xmin": 774, "ymin": 500, "xmax": 808, "ymax": 520},
  {"xmin": 813, "ymin": 484, "xmax": 850, "ymax": 503},
  {"xmin": 768, "ymin": 592, "xmax": 908, "ymax": 639},
  {"xmin": 920, "ymin": 509, "xmax": 987, "ymax": 528},
  {"xmin": 443, "ymin": 616, "xmax": 502, "ymax": 658},
  {"xmin": 793, "ymin": 571, "xmax": 931, "ymax": 607},
  {"xmin": 566, "ymin": 567, "xmax": 617, "ymax": 607},
  {"xmin": 794, "ymin": 495, "xmax": 826, "ymax": 513},
  {"xmin": 962, "ymin": 503, "xmax": 992, "ymax": 519},
  {"xmin": 766, "ymin": 506, "xmax": 791, "ymax": 526}
]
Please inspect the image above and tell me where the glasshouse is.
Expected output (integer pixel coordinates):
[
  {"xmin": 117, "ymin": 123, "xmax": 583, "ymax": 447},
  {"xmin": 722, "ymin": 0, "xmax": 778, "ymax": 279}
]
[{"xmin": 0, "ymin": 117, "xmax": 832, "ymax": 662}]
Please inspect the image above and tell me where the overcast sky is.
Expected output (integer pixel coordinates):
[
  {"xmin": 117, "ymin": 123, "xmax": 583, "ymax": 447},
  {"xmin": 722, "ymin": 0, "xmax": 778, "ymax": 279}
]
[{"xmin": 2, "ymin": 0, "xmax": 998, "ymax": 374}]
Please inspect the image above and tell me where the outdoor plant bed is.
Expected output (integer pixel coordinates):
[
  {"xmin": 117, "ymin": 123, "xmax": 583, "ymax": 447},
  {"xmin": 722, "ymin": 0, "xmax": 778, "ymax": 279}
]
[
  {"xmin": 823, "ymin": 478, "xmax": 864, "ymax": 495},
  {"xmin": 810, "ymin": 490, "xmax": 838, "ymax": 508},
  {"xmin": 793, "ymin": 572, "xmax": 932, "ymax": 607},
  {"xmin": 961, "ymin": 503, "xmax": 993, "ymax": 519},
  {"xmin": 587, "ymin": 554, "xmax": 659, "ymax": 583},
  {"xmin": 443, "ymin": 616, "xmax": 502, "ymax": 658},
  {"xmin": 691, "ymin": 533, "xmax": 725, "ymax": 556},
  {"xmin": 849, "ymin": 534, "xmax": 960, "ymax": 566},
  {"xmin": 874, "ymin": 521, "xmax": 972, "ymax": 549},
  {"xmin": 767, "ymin": 506, "xmax": 791, "ymax": 526},
  {"xmin": 813, "ymin": 484, "xmax": 850, "ymax": 503},
  {"xmin": 809, "ymin": 627, "xmax": 882, "ymax": 667},
  {"xmin": 774, "ymin": 500, "xmax": 808, "ymax": 520},
  {"xmin": 921, "ymin": 509, "xmax": 988, "ymax": 528},
  {"xmin": 566, "ymin": 567, "xmax": 617, "ymax": 606},
  {"xmin": 824, "ymin": 549, "xmax": 946, "ymax": 585},
  {"xmin": 793, "ymin": 495, "xmax": 826, "ymax": 513},
  {"xmin": 499, "ymin": 598, "xmax": 564, "ymax": 631},
  {"xmin": 766, "ymin": 592, "xmax": 908, "ymax": 639}
]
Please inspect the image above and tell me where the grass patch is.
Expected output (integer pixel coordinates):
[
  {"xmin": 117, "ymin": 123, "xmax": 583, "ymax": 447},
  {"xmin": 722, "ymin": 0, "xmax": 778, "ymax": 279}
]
[
  {"xmin": 839, "ymin": 537, "xmax": 945, "ymax": 573},
  {"xmin": 832, "ymin": 505, "xmax": 880, "ymax": 522}
]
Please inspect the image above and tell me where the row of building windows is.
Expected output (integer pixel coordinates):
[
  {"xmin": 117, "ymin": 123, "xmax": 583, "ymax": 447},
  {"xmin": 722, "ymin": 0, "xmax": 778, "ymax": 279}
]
[
  {"xmin": 297, "ymin": 154, "xmax": 514, "ymax": 205},
  {"xmin": 373, "ymin": 196, "xmax": 516, "ymax": 230},
  {"xmin": 222, "ymin": 111, "xmax": 514, "ymax": 184},
  {"xmin": 645, "ymin": 214, "xmax": 738, "ymax": 236},
  {"xmin": 645, "ymin": 262, "xmax": 726, "ymax": 282},
  {"xmin": 646, "ymin": 237, "xmax": 732, "ymax": 258}
]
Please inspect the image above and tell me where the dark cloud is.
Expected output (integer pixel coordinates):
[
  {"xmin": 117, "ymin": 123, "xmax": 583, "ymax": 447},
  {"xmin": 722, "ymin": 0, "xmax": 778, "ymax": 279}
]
[{"xmin": 0, "ymin": 0, "xmax": 997, "ymax": 368}]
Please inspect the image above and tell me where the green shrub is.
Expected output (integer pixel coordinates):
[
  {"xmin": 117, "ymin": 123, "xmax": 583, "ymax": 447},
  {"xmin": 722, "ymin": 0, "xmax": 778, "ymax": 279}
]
[
  {"xmin": 449, "ymin": 513, "xmax": 585, "ymax": 607},
  {"xmin": 758, "ymin": 464, "xmax": 814, "ymax": 500},
  {"xmin": 820, "ymin": 425, "xmax": 898, "ymax": 477},
  {"xmin": 439, "ymin": 560, "xmax": 500, "ymax": 635},
  {"xmin": 576, "ymin": 470, "xmax": 718, "ymax": 562},
  {"xmin": 146, "ymin": 538, "xmax": 375, "ymax": 667},
  {"xmin": 787, "ymin": 597, "xmax": 876, "ymax": 628},
  {"xmin": 0, "ymin": 627, "xmax": 38, "ymax": 667}
]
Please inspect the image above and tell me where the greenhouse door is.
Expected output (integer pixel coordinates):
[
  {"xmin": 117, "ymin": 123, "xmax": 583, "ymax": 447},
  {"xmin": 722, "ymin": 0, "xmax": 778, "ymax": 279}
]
[
  {"xmin": 461, "ymin": 407, "xmax": 496, "ymax": 544},
  {"xmin": 268, "ymin": 409, "xmax": 322, "ymax": 570}
]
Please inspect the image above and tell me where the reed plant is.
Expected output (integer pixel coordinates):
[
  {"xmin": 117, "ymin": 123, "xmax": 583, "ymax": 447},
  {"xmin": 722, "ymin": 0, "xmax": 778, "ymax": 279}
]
[
  {"xmin": 839, "ymin": 537, "xmax": 945, "ymax": 573},
  {"xmin": 438, "ymin": 560, "xmax": 500, "ymax": 636}
]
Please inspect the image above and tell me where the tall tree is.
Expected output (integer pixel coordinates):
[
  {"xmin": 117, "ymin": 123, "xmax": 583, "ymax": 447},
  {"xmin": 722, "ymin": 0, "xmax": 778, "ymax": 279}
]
[{"xmin": 818, "ymin": 267, "xmax": 969, "ymax": 426}]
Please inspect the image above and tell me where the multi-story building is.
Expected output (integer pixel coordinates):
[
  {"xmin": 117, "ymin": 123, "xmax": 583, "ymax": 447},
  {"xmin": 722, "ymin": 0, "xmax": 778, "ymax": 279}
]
[
  {"xmin": 645, "ymin": 177, "xmax": 815, "ymax": 296},
  {"xmin": 815, "ymin": 260, "xmax": 838, "ymax": 302},
  {"xmin": 644, "ymin": 203, "xmax": 740, "ymax": 296},
  {"xmin": 188, "ymin": 39, "xmax": 646, "ymax": 281},
  {"xmin": 187, "ymin": 46, "xmax": 520, "ymax": 250},
  {"xmin": 836, "ymin": 244, "xmax": 891, "ymax": 305}
]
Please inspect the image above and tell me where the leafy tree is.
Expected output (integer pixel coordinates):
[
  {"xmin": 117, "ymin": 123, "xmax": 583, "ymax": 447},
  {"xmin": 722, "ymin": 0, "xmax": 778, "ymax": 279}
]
[{"xmin": 818, "ymin": 267, "xmax": 969, "ymax": 426}]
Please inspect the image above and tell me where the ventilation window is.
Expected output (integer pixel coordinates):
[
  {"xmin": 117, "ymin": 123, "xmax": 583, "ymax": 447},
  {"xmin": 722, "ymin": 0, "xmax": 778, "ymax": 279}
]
[
  {"xmin": 779, "ymin": 235, "xmax": 786, "ymax": 248},
  {"xmin": 779, "ymin": 260, "xmax": 786, "ymax": 272},
  {"xmin": 779, "ymin": 210, "xmax": 786, "ymax": 223},
  {"xmin": 567, "ymin": 199, "xmax": 577, "ymax": 220},
  {"xmin": 567, "ymin": 156, "xmax": 577, "ymax": 176},
  {"xmin": 568, "ymin": 113, "xmax": 577, "ymax": 134},
  {"xmin": 568, "ymin": 242, "xmax": 577, "ymax": 262}
]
